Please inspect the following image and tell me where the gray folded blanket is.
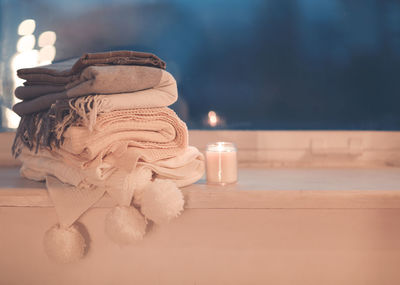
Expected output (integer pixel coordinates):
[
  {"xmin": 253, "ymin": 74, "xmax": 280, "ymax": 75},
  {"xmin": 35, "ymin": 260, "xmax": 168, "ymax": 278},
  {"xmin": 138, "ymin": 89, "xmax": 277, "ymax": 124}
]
[
  {"xmin": 13, "ymin": 50, "xmax": 172, "ymax": 116},
  {"xmin": 13, "ymin": 65, "xmax": 171, "ymax": 116},
  {"xmin": 18, "ymin": 50, "xmax": 166, "ymax": 85}
]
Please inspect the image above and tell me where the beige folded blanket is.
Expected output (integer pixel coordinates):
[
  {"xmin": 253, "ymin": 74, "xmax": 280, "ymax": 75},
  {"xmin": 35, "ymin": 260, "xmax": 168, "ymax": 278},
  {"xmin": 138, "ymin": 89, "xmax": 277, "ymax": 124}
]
[
  {"xmin": 13, "ymin": 66, "xmax": 176, "ymax": 115},
  {"xmin": 17, "ymin": 50, "xmax": 166, "ymax": 85}
]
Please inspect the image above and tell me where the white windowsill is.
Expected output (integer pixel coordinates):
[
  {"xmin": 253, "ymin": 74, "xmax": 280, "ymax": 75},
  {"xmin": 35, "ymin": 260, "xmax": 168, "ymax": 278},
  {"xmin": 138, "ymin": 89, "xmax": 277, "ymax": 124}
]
[
  {"xmin": 2, "ymin": 166, "xmax": 400, "ymax": 209},
  {"xmin": 1, "ymin": 130, "xmax": 400, "ymax": 210}
]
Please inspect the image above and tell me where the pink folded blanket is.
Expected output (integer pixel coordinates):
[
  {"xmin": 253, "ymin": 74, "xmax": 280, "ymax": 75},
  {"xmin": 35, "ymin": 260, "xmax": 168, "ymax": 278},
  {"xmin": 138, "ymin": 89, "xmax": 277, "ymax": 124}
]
[{"xmin": 59, "ymin": 107, "xmax": 188, "ymax": 167}]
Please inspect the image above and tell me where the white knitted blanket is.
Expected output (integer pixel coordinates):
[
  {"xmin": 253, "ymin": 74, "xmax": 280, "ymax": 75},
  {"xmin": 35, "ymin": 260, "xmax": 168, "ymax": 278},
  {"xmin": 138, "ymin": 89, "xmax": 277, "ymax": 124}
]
[{"xmin": 19, "ymin": 146, "xmax": 204, "ymax": 227}]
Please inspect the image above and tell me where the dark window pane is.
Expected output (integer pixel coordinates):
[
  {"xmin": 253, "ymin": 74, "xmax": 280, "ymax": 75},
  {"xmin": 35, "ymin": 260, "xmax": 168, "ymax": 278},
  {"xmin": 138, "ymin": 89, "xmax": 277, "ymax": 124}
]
[{"xmin": 1, "ymin": 0, "xmax": 399, "ymax": 130}]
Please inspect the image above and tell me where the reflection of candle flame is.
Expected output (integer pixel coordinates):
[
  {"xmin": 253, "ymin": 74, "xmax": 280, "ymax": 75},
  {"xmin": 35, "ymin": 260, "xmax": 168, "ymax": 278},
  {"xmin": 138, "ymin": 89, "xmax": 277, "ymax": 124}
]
[
  {"xmin": 217, "ymin": 142, "xmax": 224, "ymax": 152},
  {"xmin": 208, "ymin": 110, "xmax": 218, "ymax": 127}
]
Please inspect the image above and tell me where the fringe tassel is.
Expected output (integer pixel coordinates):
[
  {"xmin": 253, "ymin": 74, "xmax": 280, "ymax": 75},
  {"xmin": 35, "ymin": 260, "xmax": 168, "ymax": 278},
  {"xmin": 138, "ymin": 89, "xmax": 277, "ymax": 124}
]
[
  {"xmin": 68, "ymin": 96, "xmax": 103, "ymax": 132},
  {"xmin": 12, "ymin": 96, "xmax": 103, "ymax": 157}
]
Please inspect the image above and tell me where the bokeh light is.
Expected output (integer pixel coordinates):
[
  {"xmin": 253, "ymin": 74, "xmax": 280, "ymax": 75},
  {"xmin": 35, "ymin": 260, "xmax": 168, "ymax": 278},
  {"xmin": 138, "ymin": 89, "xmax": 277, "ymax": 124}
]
[
  {"xmin": 38, "ymin": 31, "xmax": 57, "ymax": 47},
  {"xmin": 16, "ymin": 35, "xmax": 36, "ymax": 52},
  {"xmin": 38, "ymin": 45, "xmax": 56, "ymax": 64},
  {"xmin": 5, "ymin": 19, "xmax": 57, "ymax": 129},
  {"xmin": 208, "ymin": 111, "xmax": 218, "ymax": 127},
  {"xmin": 17, "ymin": 19, "xmax": 36, "ymax": 36}
]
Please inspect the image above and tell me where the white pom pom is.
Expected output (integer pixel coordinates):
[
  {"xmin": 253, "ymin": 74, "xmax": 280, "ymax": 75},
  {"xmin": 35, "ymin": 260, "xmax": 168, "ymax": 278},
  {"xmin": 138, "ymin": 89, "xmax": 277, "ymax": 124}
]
[
  {"xmin": 134, "ymin": 167, "xmax": 153, "ymax": 190},
  {"xmin": 132, "ymin": 167, "xmax": 153, "ymax": 206},
  {"xmin": 140, "ymin": 179, "xmax": 184, "ymax": 225},
  {"xmin": 105, "ymin": 206, "xmax": 147, "ymax": 244},
  {"xmin": 43, "ymin": 224, "xmax": 86, "ymax": 264}
]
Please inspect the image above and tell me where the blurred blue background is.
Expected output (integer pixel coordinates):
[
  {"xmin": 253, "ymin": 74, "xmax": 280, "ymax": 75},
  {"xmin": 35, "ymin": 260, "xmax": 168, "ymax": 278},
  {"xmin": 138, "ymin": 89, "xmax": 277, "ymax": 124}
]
[{"xmin": 1, "ymin": 0, "xmax": 400, "ymax": 130}]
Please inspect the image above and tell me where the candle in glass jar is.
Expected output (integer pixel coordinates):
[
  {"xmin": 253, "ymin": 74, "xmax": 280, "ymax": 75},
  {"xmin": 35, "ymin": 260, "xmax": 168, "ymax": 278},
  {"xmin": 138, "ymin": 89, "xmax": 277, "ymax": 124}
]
[{"xmin": 206, "ymin": 142, "xmax": 237, "ymax": 185}]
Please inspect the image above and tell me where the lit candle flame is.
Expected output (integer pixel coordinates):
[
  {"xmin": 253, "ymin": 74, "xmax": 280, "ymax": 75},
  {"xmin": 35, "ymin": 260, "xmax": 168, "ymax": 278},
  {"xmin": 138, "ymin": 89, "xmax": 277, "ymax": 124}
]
[{"xmin": 208, "ymin": 110, "xmax": 218, "ymax": 127}]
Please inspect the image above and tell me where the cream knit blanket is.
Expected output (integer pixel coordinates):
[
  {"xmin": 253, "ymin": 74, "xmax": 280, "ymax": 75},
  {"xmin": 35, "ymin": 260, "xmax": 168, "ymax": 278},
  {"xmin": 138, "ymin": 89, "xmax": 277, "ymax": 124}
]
[
  {"xmin": 19, "ymin": 146, "xmax": 204, "ymax": 227},
  {"xmin": 20, "ymin": 146, "xmax": 204, "ymax": 189}
]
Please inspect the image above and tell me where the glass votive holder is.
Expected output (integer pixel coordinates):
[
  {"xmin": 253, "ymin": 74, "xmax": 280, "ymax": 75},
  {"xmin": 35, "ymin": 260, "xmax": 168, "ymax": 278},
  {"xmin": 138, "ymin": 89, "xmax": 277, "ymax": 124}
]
[{"xmin": 205, "ymin": 142, "xmax": 237, "ymax": 185}]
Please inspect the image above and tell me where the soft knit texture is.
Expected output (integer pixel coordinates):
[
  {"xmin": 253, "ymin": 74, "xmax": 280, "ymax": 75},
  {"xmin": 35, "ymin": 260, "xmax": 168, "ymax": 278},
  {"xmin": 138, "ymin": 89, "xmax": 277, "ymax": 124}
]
[
  {"xmin": 20, "ymin": 146, "xmax": 204, "ymax": 188},
  {"xmin": 43, "ymin": 223, "xmax": 86, "ymax": 263},
  {"xmin": 17, "ymin": 50, "xmax": 166, "ymax": 84},
  {"xmin": 12, "ymin": 97, "xmax": 181, "ymax": 156},
  {"xmin": 140, "ymin": 179, "xmax": 185, "ymax": 224},
  {"xmin": 19, "ymin": 146, "xmax": 204, "ymax": 228},
  {"xmin": 105, "ymin": 206, "xmax": 147, "ymax": 244},
  {"xmin": 14, "ymin": 66, "xmax": 176, "ymax": 115},
  {"xmin": 60, "ymin": 107, "xmax": 189, "ymax": 164}
]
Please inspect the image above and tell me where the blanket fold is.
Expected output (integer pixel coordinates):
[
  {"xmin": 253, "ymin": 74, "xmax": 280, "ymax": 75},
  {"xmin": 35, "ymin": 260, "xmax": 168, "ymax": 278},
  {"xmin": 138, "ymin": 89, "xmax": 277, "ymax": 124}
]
[
  {"xmin": 17, "ymin": 50, "xmax": 166, "ymax": 83},
  {"xmin": 19, "ymin": 146, "xmax": 204, "ymax": 228},
  {"xmin": 46, "ymin": 176, "xmax": 106, "ymax": 227},
  {"xmin": 13, "ymin": 66, "xmax": 176, "ymax": 115},
  {"xmin": 20, "ymin": 146, "xmax": 204, "ymax": 189},
  {"xmin": 12, "ymin": 81, "xmax": 178, "ymax": 156},
  {"xmin": 60, "ymin": 107, "xmax": 189, "ymax": 164}
]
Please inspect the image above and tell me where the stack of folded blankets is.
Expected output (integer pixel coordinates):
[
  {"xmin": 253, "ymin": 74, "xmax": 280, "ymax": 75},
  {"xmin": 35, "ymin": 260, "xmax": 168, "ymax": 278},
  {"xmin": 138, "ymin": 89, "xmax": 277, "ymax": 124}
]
[{"xmin": 12, "ymin": 51, "xmax": 205, "ymax": 263}]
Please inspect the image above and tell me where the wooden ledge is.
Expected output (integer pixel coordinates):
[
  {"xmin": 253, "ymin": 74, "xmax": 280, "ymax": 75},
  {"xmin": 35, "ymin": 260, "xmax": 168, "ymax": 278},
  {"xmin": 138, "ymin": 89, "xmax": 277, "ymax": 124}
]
[{"xmin": 1, "ymin": 167, "xmax": 400, "ymax": 209}]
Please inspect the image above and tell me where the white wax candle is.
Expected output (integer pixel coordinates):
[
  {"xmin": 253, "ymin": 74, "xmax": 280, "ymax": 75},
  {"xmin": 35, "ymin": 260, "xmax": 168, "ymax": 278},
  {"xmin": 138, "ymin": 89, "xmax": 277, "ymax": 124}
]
[{"xmin": 206, "ymin": 142, "xmax": 237, "ymax": 185}]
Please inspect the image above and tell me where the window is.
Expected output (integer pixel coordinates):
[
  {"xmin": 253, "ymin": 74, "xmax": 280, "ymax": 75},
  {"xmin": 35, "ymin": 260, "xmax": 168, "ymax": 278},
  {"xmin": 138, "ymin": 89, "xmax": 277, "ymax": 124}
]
[{"xmin": 1, "ymin": 0, "xmax": 400, "ymax": 130}]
